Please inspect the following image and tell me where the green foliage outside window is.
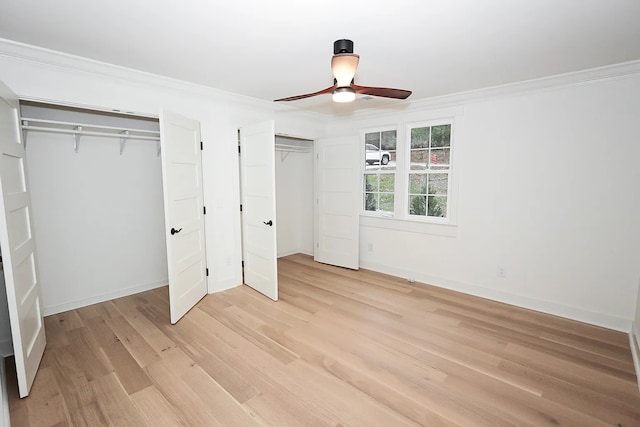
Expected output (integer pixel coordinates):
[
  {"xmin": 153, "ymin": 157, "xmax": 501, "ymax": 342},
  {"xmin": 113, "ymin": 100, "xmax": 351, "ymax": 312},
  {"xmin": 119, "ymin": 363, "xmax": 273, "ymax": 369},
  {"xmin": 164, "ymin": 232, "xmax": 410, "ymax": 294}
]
[{"xmin": 365, "ymin": 173, "xmax": 394, "ymax": 212}]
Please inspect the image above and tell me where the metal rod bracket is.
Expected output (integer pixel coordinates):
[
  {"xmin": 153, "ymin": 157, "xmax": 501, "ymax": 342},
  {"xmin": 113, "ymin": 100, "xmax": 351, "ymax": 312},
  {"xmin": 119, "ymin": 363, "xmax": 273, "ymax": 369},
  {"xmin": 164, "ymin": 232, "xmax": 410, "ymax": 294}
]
[
  {"xmin": 22, "ymin": 120, "xmax": 28, "ymax": 149},
  {"xmin": 73, "ymin": 126, "xmax": 82, "ymax": 153},
  {"xmin": 119, "ymin": 130, "xmax": 129, "ymax": 155}
]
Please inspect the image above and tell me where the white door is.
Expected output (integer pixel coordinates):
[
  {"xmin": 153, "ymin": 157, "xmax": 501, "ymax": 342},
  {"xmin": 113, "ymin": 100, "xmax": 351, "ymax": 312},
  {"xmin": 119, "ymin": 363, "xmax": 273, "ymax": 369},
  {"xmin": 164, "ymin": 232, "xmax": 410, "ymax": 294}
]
[
  {"xmin": 159, "ymin": 110, "xmax": 207, "ymax": 324},
  {"xmin": 0, "ymin": 82, "xmax": 46, "ymax": 397},
  {"xmin": 315, "ymin": 136, "xmax": 360, "ymax": 269},
  {"xmin": 240, "ymin": 121, "xmax": 278, "ymax": 300}
]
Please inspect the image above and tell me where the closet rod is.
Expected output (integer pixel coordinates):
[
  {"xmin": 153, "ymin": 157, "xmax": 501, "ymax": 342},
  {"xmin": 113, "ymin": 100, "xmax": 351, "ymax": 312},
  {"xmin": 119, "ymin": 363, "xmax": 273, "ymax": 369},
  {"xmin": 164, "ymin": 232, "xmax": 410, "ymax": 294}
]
[
  {"xmin": 21, "ymin": 125, "xmax": 160, "ymax": 141},
  {"xmin": 21, "ymin": 117, "xmax": 160, "ymax": 136}
]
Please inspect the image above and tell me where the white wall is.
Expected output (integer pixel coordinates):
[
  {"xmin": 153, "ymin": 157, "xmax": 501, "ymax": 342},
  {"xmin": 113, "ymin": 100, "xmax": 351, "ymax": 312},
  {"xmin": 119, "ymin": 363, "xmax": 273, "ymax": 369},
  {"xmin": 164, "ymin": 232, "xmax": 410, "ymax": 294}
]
[
  {"xmin": 0, "ymin": 356, "xmax": 7, "ymax": 427},
  {"xmin": 632, "ymin": 278, "xmax": 640, "ymax": 389},
  {"xmin": 333, "ymin": 70, "xmax": 640, "ymax": 331},
  {"xmin": 22, "ymin": 104, "xmax": 167, "ymax": 314},
  {"xmin": 275, "ymin": 140, "xmax": 314, "ymax": 257},
  {"xmin": 634, "ymin": 276, "xmax": 640, "ymax": 338},
  {"xmin": 0, "ymin": 260, "xmax": 9, "ymax": 427},
  {"xmin": 635, "ymin": 280, "xmax": 640, "ymax": 335}
]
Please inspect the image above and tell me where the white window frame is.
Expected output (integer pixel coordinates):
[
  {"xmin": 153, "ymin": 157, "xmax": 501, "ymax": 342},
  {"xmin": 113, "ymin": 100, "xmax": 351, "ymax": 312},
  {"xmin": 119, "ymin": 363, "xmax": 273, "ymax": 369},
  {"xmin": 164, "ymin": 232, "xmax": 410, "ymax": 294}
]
[
  {"xmin": 358, "ymin": 106, "xmax": 462, "ymax": 236},
  {"xmin": 405, "ymin": 118, "xmax": 455, "ymax": 224},
  {"xmin": 360, "ymin": 126, "xmax": 398, "ymax": 218}
]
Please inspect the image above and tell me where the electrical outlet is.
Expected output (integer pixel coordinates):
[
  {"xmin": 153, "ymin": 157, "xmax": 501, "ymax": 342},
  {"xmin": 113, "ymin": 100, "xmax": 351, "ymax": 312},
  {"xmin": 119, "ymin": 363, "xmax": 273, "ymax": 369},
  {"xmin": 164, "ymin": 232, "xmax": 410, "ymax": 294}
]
[{"xmin": 497, "ymin": 266, "xmax": 506, "ymax": 278}]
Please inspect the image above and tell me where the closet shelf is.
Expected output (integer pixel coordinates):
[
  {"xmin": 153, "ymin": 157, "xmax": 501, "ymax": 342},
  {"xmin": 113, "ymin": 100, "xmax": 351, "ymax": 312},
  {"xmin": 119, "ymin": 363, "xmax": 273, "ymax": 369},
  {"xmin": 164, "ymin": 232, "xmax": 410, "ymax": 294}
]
[
  {"xmin": 21, "ymin": 117, "xmax": 161, "ymax": 154},
  {"xmin": 21, "ymin": 125, "xmax": 160, "ymax": 141},
  {"xmin": 275, "ymin": 143, "xmax": 311, "ymax": 153},
  {"xmin": 21, "ymin": 117, "xmax": 160, "ymax": 137}
]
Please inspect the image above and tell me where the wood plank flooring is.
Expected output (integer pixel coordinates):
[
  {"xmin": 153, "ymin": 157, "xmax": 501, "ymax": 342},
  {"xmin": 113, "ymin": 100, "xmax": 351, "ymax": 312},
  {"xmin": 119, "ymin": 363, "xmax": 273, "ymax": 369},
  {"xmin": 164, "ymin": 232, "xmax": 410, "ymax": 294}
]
[{"xmin": 6, "ymin": 253, "xmax": 640, "ymax": 426}]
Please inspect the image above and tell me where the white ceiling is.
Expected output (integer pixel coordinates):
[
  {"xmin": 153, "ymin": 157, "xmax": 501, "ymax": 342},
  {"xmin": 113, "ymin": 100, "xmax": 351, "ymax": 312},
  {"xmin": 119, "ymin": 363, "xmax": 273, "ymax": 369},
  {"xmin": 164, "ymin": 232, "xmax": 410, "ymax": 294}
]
[{"xmin": 1, "ymin": 0, "xmax": 639, "ymax": 115}]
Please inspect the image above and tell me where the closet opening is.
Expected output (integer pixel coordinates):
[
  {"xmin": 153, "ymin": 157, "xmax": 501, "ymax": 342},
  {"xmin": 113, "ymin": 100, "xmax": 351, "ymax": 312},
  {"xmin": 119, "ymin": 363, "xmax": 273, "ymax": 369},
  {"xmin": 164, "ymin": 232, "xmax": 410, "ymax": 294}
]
[
  {"xmin": 19, "ymin": 101, "xmax": 168, "ymax": 317},
  {"xmin": 275, "ymin": 135, "xmax": 314, "ymax": 259}
]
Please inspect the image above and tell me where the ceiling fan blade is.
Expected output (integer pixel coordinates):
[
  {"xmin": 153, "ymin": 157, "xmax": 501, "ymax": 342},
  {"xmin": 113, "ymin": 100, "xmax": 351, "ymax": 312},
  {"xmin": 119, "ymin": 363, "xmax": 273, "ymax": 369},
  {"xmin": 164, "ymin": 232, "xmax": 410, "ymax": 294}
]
[
  {"xmin": 274, "ymin": 85, "xmax": 335, "ymax": 102},
  {"xmin": 352, "ymin": 84, "xmax": 412, "ymax": 100}
]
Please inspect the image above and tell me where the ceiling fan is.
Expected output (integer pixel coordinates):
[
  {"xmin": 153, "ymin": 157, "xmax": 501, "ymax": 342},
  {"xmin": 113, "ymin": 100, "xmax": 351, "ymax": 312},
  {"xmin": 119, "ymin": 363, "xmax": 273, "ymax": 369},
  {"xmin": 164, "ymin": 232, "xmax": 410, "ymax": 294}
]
[{"xmin": 274, "ymin": 39, "xmax": 412, "ymax": 103}]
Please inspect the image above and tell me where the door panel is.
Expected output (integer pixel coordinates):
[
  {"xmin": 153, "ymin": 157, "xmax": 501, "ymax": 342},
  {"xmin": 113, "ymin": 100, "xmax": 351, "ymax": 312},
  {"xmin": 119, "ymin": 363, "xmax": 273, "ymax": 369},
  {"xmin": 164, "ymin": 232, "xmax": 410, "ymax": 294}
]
[
  {"xmin": 315, "ymin": 136, "xmax": 360, "ymax": 270},
  {"xmin": 0, "ymin": 81, "xmax": 46, "ymax": 397},
  {"xmin": 159, "ymin": 109, "xmax": 207, "ymax": 324},
  {"xmin": 240, "ymin": 121, "xmax": 278, "ymax": 300}
]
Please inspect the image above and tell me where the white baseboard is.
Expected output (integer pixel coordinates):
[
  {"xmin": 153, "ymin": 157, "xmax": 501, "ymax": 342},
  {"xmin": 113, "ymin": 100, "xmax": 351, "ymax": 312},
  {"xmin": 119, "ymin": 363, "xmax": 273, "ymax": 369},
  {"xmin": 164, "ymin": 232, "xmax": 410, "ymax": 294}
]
[
  {"xmin": 630, "ymin": 324, "xmax": 640, "ymax": 392},
  {"xmin": 0, "ymin": 340, "xmax": 11, "ymax": 358},
  {"xmin": 277, "ymin": 250, "xmax": 298, "ymax": 258},
  {"xmin": 42, "ymin": 279, "xmax": 167, "ymax": 316},
  {"xmin": 278, "ymin": 249, "xmax": 313, "ymax": 258},
  {"xmin": 211, "ymin": 278, "xmax": 242, "ymax": 294},
  {"xmin": 1, "ymin": 357, "xmax": 9, "ymax": 427},
  {"xmin": 360, "ymin": 260, "xmax": 631, "ymax": 332}
]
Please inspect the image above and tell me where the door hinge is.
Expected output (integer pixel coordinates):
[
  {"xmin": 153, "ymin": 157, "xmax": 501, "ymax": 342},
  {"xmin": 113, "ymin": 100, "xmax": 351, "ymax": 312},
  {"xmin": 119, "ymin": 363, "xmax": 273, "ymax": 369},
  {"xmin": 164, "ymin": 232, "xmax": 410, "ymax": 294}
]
[
  {"xmin": 238, "ymin": 145, "xmax": 241, "ymax": 154},
  {"xmin": 240, "ymin": 204, "xmax": 243, "ymax": 212},
  {"xmin": 200, "ymin": 141, "xmax": 203, "ymax": 150},
  {"xmin": 241, "ymin": 260, "xmax": 245, "ymax": 268},
  {"xmin": 203, "ymin": 206, "xmax": 206, "ymax": 215},
  {"xmin": 206, "ymin": 268, "xmax": 209, "ymax": 276}
]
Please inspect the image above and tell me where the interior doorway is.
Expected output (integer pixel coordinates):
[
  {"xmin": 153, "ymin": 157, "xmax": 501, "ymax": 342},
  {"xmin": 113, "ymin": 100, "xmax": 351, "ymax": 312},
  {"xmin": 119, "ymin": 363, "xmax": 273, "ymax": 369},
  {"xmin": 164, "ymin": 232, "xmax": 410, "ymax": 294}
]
[
  {"xmin": 275, "ymin": 135, "xmax": 314, "ymax": 258},
  {"xmin": 20, "ymin": 101, "xmax": 168, "ymax": 317}
]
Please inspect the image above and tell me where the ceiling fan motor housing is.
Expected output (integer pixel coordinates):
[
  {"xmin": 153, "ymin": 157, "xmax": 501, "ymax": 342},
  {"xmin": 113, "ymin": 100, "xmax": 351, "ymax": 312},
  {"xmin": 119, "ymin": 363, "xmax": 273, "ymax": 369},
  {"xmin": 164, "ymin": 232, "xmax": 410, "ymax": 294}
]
[{"xmin": 334, "ymin": 39, "xmax": 354, "ymax": 54}]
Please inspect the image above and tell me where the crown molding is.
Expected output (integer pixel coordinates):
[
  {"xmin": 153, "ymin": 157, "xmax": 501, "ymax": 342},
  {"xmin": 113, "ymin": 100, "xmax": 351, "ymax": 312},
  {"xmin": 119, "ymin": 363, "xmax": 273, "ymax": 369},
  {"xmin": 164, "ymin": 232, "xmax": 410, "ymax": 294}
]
[
  {"xmin": 0, "ymin": 38, "xmax": 327, "ymax": 123},
  {"xmin": 348, "ymin": 60, "xmax": 640, "ymax": 121},
  {"xmin": 0, "ymin": 38, "xmax": 256, "ymax": 105}
]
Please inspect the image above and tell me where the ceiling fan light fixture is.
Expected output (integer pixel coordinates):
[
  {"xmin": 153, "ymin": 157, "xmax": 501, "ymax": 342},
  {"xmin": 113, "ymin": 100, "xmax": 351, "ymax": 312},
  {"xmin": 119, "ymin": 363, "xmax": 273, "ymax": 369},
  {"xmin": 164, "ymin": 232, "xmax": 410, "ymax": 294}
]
[
  {"xmin": 332, "ymin": 87, "xmax": 356, "ymax": 103},
  {"xmin": 331, "ymin": 53, "xmax": 360, "ymax": 87}
]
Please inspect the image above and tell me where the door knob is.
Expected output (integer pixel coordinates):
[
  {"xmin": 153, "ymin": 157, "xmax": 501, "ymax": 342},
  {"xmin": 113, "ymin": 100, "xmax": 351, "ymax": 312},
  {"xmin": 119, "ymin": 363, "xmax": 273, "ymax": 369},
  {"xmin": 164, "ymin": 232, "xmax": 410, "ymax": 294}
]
[
  {"xmin": 263, "ymin": 220, "xmax": 273, "ymax": 226},
  {"xmin": 171, "ymin": 227, "xmax": 182, "ymax": 235}
]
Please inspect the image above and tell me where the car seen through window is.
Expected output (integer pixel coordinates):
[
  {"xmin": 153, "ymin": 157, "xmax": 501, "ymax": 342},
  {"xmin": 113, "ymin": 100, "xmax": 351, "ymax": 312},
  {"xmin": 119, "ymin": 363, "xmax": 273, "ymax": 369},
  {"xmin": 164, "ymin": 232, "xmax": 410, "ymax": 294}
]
[{"xmin": 365, "ymin": 143, "xmax": 390, "ymax": 165}]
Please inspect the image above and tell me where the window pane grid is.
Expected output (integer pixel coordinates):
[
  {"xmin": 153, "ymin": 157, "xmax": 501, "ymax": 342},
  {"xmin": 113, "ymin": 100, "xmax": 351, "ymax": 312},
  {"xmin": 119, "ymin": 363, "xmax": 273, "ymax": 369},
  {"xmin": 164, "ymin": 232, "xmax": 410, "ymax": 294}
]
[
  {"xmin": 410, "ymin": 148, "xmax": 450, "ymax": 170},
  {"xmin": 407, "ymin": 123, "xmax": 451, "ymax": 219},
  {"xmin": 364, "ymin": 173, "xmax": 395, "ymax": 213},
  {"xmin": 363, "ymin": 129, "xmax": 397, "ymax": 214}
]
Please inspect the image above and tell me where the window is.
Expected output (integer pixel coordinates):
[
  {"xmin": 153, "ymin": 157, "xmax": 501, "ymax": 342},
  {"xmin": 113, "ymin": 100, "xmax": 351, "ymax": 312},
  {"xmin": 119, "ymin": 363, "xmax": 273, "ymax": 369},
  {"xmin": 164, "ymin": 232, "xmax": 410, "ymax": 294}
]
[
  {"xmin": 408, "ymin": 123, "xmax": 451, "ymax": 219},
  {"xmin": 363, "ymin": 129, "xmax": 396, "ymax": 215},
  {"xmin": 359, "ymin": 113, "xmax": 457, "ymax": 228}
]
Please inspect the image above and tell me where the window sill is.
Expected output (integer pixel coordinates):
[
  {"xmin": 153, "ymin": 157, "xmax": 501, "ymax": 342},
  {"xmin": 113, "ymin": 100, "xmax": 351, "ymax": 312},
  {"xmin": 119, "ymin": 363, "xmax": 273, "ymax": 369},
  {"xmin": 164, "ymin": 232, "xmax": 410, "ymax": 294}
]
[{"xmin": 360, "ymin": 215, "xmax": 458, "ymax": 237}]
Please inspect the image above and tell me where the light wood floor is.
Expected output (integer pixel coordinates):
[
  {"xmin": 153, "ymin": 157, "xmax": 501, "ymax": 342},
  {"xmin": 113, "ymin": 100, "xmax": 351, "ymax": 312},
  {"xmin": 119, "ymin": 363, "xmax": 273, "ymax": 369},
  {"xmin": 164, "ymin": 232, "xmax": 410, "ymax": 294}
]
[{"xmin": 6, "ymin": 254, "xmax": 640, "ymax": 426}]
